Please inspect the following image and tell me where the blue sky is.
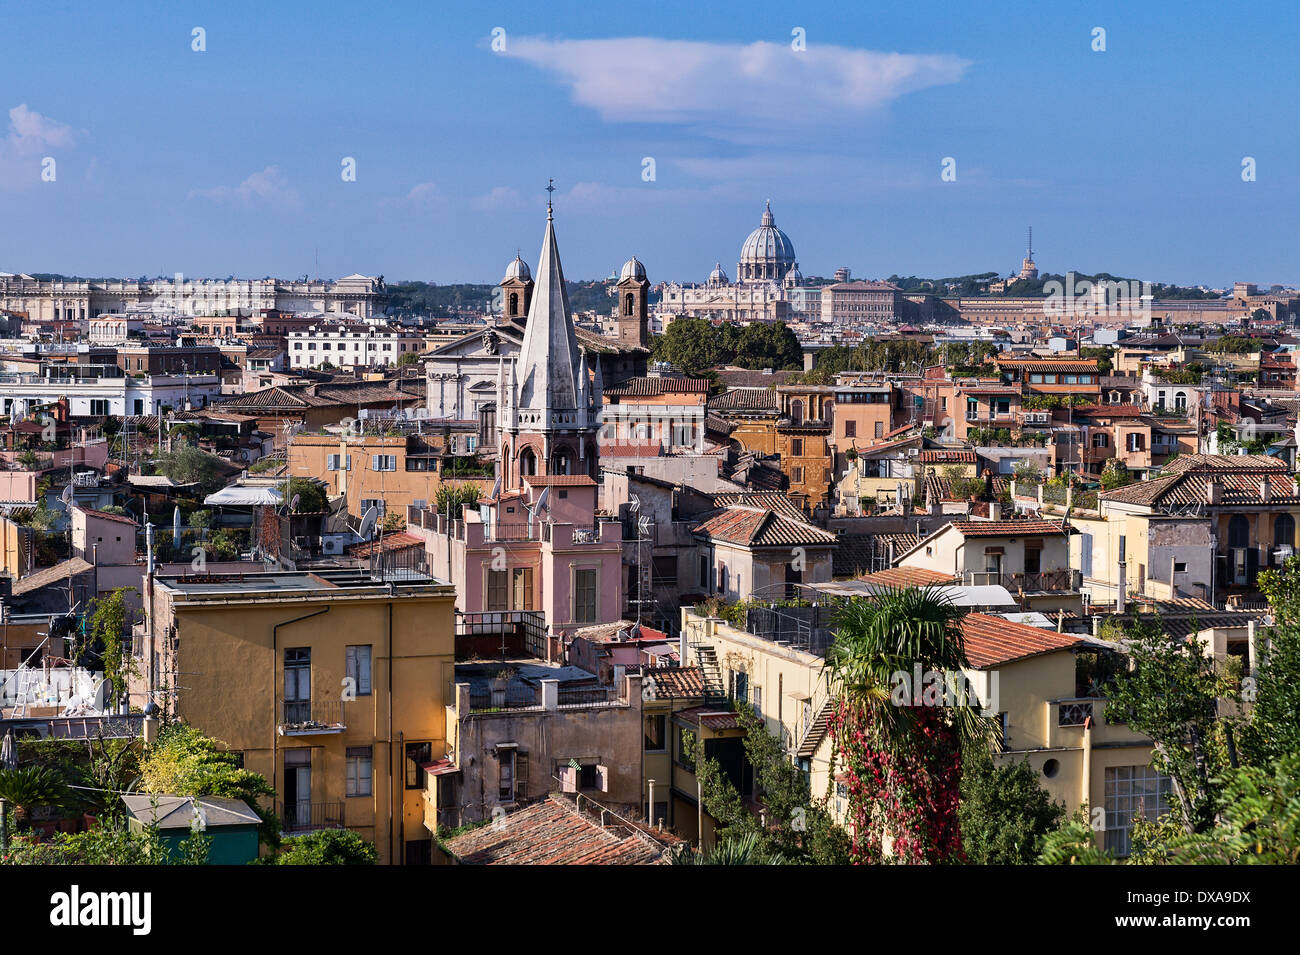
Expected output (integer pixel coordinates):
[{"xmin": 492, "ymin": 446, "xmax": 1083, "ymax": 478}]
[{"xmin": 1, "ymin": 0, "xmax": 1296, "ymax": 287}]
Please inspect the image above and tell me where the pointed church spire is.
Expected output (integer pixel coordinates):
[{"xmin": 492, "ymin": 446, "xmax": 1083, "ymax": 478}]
[{"xmin": 515, "ymin": 197, "xmax": 582, "ymax": 422}]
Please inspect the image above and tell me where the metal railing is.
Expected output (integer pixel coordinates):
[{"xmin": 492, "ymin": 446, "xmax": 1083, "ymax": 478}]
[
  {"xmin": 279, "ymin": 800, "xmax": 345, "ymax": 832},
  {"xmin": 1057, "ymin": 700, "xmax": 1094, "ymax": 727},
  {"xmin": 278, "ymin": 699, "xmax": 346, "ymax": 730},
  {"xmin": 557, "ymin": 685, "xmax": 615, "ymax": 707}
]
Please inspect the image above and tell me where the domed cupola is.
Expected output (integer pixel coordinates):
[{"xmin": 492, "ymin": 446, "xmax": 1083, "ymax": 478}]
[
  {"xmin": 708, "ymin": 262, "xmax": 730, "ymax": 287},
  {"xmin": 738, "ymin": 201, "xmax": 797, "ymax": 283},
  {"xmin": 619, "ymin": 256, "xmax": 646, "ymax": 282}
]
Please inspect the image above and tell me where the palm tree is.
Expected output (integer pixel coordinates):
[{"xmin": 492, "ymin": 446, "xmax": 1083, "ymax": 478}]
[
  {"xmin": 824, "ymin": 586, "xmax": 996, "ymax": 863},
  {"xmin": 0, "ymin": 767, "xmax": 69, "ymax": 829}
]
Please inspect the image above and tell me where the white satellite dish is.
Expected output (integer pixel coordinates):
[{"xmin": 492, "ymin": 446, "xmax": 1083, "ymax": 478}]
[
  {"xmin": 60, "ymin": 485, "xmax": 74, "ymax": 507},
  {"xmin": 490, "ymin": 475, "xmax": 501, "ymax": 500},
  {"xmin": 357, "ymin": 506, "xmax": 379, "ymax": 540},
  {"xmin": 535, "ymin": 486, "xmax": 551, "ymax": 513},
  {"xmin": 288, "ymin": 493, "xmax": 301, "ymax": 513}
]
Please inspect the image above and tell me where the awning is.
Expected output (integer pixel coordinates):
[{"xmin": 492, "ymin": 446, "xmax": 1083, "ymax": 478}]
[{"xmin": 204, "ymin": 485, "xmax": 283, "ymax": 506}]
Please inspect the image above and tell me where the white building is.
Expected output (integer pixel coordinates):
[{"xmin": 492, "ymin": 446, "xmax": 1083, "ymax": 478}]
[
  {"xmin": 287, "ymin": 321, "xmax": 425, "ymax": 370},
  {"xmin": 1, "ymin": 371, "xmax": 221, "ymax": 417}
]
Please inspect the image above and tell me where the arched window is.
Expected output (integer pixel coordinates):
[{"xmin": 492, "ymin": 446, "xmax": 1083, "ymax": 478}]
[
  {"xmin": 1275, "ymin": 513, "xmax": 1295, "ymax": 549},
  {"xmin": 624, "ymin": 293, "xmax": 634, "ymax": 316},
  {"xmin": 519, "ymin": 447, "xmax": 536, "ymax": 476},
  {"xmin": 509, "ymin": 292, "xmax": 519, "ymax": 316},
  {"xmin": 552, "ymin": 450, "xmax": 571, "ymax": 475},
  {"xmin": 789, "ymin": 399, "xmax": 804, "ymax": 424},
  {"xmin": 1175, "ymin": 391, "xmax": 1188, "ymax": 411},
  {"xmin": 1228, "ymin": 514, "xmax": 1250, "ymax": 549}
]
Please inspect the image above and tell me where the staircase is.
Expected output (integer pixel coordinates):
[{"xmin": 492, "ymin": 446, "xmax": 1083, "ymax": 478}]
[
  {"xmin": 795, "ymin": 701, "xmax": 833, "ymax": 759},
  {"xmin": 690, "ymin": 643, "xmax": 727, "ymax": 705}
]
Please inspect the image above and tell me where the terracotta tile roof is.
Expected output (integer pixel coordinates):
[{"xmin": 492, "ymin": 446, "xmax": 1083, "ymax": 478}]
[
  {"xmin": 599, "ymin": 441, "xmax": 663, "ymax": 458},
  {"xmin": 997, "ymin": 358, "xmax": 1100, "ymax": 373},
  {"xmin": 707, "ymin": 490, "xmax": 807, "ymax": 521},
  {"xmin": 674, "ymin": 705, "xmax": 742, "ymax": 731},
  {"xmin": 860, "ymin": 567, "xmax": 958, "ymax": 588},
  {"xmin": 923, "ymin": 474, "xmax": 1010, "ymax": 502},
  {"xmin": 443, "ymin": 794, "xmax": 672, "ymax": 865},
  {"xmin": 641, "ymin": 666, "xmax": 708, "ymax": 700},
  {"xmin": 693, "ymin": 506, "xmax": 837, "ymax": 548},
  {"xmin": 12, "ymin": 557, "xmax": 95, "ymax": 597},
  {"xmin": 79, "ymin": 508, "xmax": 139, "ymax": 526},
  {"xmin": 948, "ymin": 519, "xmax": 1078, "ymax": 537},
  {"xmin": 918, "ymin": 449, "xmax": 976, "ymax": 464},
  {"xmin": 523, "ymin": 475, "xmax": 598, "ymax": 487},
  {"xmin": 345, "ymin": 532, "xmax": 422, "ymax": 558},
  {"xmin": 1102, "ymin": 468, "xmax": 1300, "ymax": 508},
  {"xmin": 603, "ymin": 377, "xmax": 709, "ymax": 397},
  {"xmin": 961, "ymin": 613, "xmax": 1084, "ymax": 668},
  {"xmin": 1160, "ymin": 453, "xmax": 1287, "ymax": 473},
  {"xmin": 709, "ymin": 388, "xmax": 779, "ymax": 412},
  {"xmin": 1074, "ymin": 404, "xmax": 1145, "ymax": 417}
]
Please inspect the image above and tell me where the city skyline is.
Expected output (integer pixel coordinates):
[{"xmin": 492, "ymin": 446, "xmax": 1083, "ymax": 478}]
[{"xmin": 2, "ymin": 0, "xmax": 1297, "ymax": 287}]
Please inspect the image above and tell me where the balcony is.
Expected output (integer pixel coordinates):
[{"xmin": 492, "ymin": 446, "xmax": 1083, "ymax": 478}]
[
  {"xmin": 277, "ymin": 699, "xmax": 347, "ymax": 736},
  {"xmin": 1057, "ymin": 699, "xmax": 1094, "ymax": 727},
  {"xmin": 279, "ymin": 800, "xmax": 345, "ymax": 833},
  {"xmin": 968, "ymin": 569, "xmax": 1081, "ymax": 592}
]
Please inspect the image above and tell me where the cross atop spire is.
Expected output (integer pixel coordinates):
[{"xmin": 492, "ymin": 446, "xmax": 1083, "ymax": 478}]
[{"xmin": 546, "ymin": 178, "xmax": 556, "ymax": 218}]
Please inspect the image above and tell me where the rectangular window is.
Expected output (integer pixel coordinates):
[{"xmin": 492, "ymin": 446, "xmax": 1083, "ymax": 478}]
[
  {"xmin": 792, "ymin": 438, "xmax": 804, "ymax": 456},
  {"xmin": 573, "ymin": 568, "xmax": 598, "ymax": 623},
  {"xmin": 844, "ymin": 419, "xmax": 856, "ymax": 438},
  {"xmin": 345, "ymin": 645, "xmax": 372, "ymax": 696},
  {"xmin": 486, "ymin": 569, "xmax": 509, "ymax": 611},
  {"xmin": 499, "ymin": 747, "xmax": 516, "ymax": 801},
  {"xmin": 371, "ymin": 454, "xmax": 397, "ymax": 471},
  {"xmin": 1104, "ymin": 765, "xmax": 1173, "ymax": 857},
  {"xmin": 874, "ymin": 420, "xmax": 883, "ymax": 439},
  {"xmin": 346, "ymin": 746, "xmax": 373, "ymax": 797},
  {"xmin": 283, "ymin": 647, "xmax": 310, "ymax": 723},
  {"xmin": 644, "ymin": 714, "xmax": 667, "ymax": 752},
  {"xmin": 511, "ymin": 567, "xmax": 534, "ymax": 611},
  {"xmin": 405, "ymin": 741, "xmax": 432, "ymax": 790}
]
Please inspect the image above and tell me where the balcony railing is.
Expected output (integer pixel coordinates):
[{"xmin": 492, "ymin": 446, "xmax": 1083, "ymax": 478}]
[
  {"xmin": 279, "ymin": 800, "xmax": 345, "ymax": 832},
  {"xmin": 968, "ymin": 569, "xmax": 1080, "ymax": 592},
  {"xmin": 278, "ymin": 699, "xmax": 347, "ymax": 735},
  {"xmin": 1057, "ymin": 700, "xmax": 1094, "ymax": 727}
]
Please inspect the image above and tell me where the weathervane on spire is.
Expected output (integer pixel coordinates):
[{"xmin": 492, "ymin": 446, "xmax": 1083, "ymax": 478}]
[{"xmin": 546, "ymin": 178, "xmax": 556, "ymax": 217}]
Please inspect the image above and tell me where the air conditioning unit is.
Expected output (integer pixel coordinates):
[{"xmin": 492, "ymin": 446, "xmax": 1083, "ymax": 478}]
[{"xmin": 320, "ymin": 536, "xmax": 346, "ymax": 556}]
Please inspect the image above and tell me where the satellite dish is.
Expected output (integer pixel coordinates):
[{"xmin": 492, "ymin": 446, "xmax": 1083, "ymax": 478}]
[
  {"xmin": 60, "ymin": 485, "xmax": 73, "ymax": 506},
  {"xmin": 357, "ymin": 506, "xmax": 379, "ymax": 540},
  {"xmin": 288, "ymin": 493, "xmax": 300, "ymax": 513},
  {"xmin": 535, "ymin": 486, "xmax": 551, "ymax": 513},
  {"xmin": 490, "ymin": 475, "xmax": 501, "ymax": 500}
]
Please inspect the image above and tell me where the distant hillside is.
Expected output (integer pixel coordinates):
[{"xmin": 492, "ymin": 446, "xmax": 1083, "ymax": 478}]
[
  {"xmin": 386, "ymin": 279, "xmax": 658, "ymax": 318},
  {"xmin": 886, "ymin": 272, "xmax": 1221, "ymax": 300}
]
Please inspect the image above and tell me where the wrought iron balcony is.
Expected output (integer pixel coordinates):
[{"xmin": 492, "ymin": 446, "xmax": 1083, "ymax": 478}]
[
  {"xmin": 277, "ymin": 699, "xmax": 347, "ymax": 736},
  {"xmin": 279, "ymin": 800, "xmax": 345, "ymax": 832}
]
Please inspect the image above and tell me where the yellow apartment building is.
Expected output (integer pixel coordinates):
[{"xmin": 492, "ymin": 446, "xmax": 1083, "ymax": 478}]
[
  {"xmin": 134, "ymin": 568, "xmax": 458, "ymax": 864},
  {"xmin": 288, "ymin": 431, "xmax": 492, "ymax": 520}
]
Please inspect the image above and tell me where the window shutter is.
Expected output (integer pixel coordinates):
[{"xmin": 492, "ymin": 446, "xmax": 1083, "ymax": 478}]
[
  {"xmin": 560, "ymin": 765, "xmax": 577, "ymax": 793},
  {"xmin": 516, "ymin": 752, "xmax": 529, "ymax": 799},
  {"xmin": 596, "ymin": 764, "xmax": 609, "ymax": 793}
]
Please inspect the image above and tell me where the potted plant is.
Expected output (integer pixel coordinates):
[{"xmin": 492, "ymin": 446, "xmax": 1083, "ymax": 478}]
[{"xmin": 0, "ymin": 766, "xmax": 69, "ymax": 830}]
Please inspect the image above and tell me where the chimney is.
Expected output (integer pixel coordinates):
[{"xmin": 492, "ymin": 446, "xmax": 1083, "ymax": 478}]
[
  {"xmin": 1207, "ymin": 478, "xmax": 1222, "ymax": 506},
  {"xmin": 1260, "ymin": 477, "xmax": 1272, "ymax": 503}
]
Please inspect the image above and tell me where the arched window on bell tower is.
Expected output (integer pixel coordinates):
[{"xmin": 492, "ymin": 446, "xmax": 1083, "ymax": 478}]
[
  {"xmin": 509, "ymin": 292, "xmax": 519, "ymax": 317},
  {"xmin": 624, "ymin": 293, "xmax": 634, "ymax": 316},
  {"xmin": 519, "ymin": 447, "xmax": 537, "ymax": 476}
]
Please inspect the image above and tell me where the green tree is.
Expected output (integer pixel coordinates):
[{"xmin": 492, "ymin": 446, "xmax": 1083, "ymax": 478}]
[
  {"xmin": 81, "ymin": 587, "xmax": 138, "ymax": 710},
  {"xmin": 279, "ymin": 477, "xmax": 327, "ymax": 513},
  {"xmin": 396, "ymin": 351, "xmax": 423, "ymax": 366},
  {"xmin": 139, "ymin": 723, "xmax": 279, "ymax": 845},
  {"xmin": 1037, "ymin": 810, "xmax": 1116, "ymax": 865},
  {"xmin": 1099, "ymin": 458, "xmax": 1131, "ymax": 491},
  {"xmin": 651, "ymin": 317, "xmax": 723, "ymax": 374},
  {"xmin": 1102, "ymin": 614, "xmax": 1236, "ymax": 835},
  {"xmin": 270, "ymin": 828, "xmax": 378, "ymax": 865},
  {"xmin": 732, "ymin": 321, "xmax": 803, "ymax": 371},
  {"xmin": 435, "ymin": 481, "xmax": 481, "ymax": 517},
  {"xmin": 687, "ymin": 705, "xmax": 849, "ymax": 864},
  {"xmin": 1243, "ymin": 559, "xmax": 1300, "ymax": 766},
  {"xmin": 958, "ymin": 747, "xmax": 1065, "ymax": 863},
  {"xmin": 154, "ymin": 442, "xmax": 228, "ymax": 495}
]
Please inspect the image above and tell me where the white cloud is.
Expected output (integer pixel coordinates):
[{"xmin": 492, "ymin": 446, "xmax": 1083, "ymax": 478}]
[
  {"xmin": 406, "ymin": 182, "xmax": 443, "ymax": 204},
  {"xmin": 501, "ymin": 37, "xmax": 969, "ymax": 129},
  {"xmin": 0, "ymin": 104, "xmax": 78, "ymax": 190},
  {"xmin": 472, "ymin": 185, "xmax": 521, "ymax": 210},
  {"xmin": 188, "ymin": 166, "xmax": 301, "ymax": 208}
]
